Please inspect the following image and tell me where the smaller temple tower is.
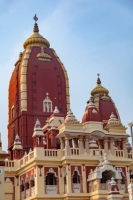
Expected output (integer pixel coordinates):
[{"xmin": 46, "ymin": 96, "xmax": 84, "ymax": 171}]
[{"xmin": 107, "ymin": 177, "xmax": 122, "ymax": 200}]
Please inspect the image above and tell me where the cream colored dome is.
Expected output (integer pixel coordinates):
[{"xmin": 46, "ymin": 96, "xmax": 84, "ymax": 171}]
[
  {"xmin": 91, "ymin": 77, "xmax": 109, "ymax": 96},
  {"xmin": 23, "ymin": 23, "xmax": 50, "ymax": 49}
]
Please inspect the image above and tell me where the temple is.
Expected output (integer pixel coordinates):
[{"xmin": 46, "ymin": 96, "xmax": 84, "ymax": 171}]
[{"xmin": 0, "ymin": 16, "xmax": 133, "ymax": 200}]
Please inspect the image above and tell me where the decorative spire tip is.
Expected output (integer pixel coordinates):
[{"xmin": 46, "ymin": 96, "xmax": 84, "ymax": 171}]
[
  {"xmin": 33, "ymin": 14, "xmax": 39, "ymax": 33},
  {"xmin": 97, "ymin": 73, "xmax": 101, "ymax": 84},
  {"xmin": 33, "ymin": 14, "xmax": 38, "ymax": 23}
]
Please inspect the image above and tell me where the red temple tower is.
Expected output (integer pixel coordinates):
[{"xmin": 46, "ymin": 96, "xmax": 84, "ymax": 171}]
[{"xmin": 8, "ymin": 16, "xmax": 70, "ymax": 159}]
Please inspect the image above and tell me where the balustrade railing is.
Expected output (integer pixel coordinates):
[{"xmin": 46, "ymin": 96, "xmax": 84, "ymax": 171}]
[
  {"xmin": 71, "ymin": 148, "xmax": 79, "ymax": 155},
  {"xmin": 44, "ymin": 149, "xmax": 58, "ymax": 157},
  {"xmin": 92, "ymin": 149, "xmax": 104, "ymax": 156},
  {"xmin": 128, "ymin": 153, "xmax": 132, "ymax": 159},
  {"xmin": 19, "ymin": 151, "xmax": 34, "ymax": 167},
  {"xmin": 25, "ymin": 155, "xmax": 28, "ymax": 163},
  {"xmin": 5, "ymin": 161, "xmax": 14, "ymax": 167},
  {"xmin": 29, "ymin": 151, "xmax": 34, "ymax": 159},
  {"xmin": 115, "ymin": 150, "xmax": 124, "ymax": 157}
]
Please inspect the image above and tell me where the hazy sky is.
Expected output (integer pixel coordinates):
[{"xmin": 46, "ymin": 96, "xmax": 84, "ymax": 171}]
[{"xmin": 0, "ymin": 0, "xmax": 133, "ymax": 151}]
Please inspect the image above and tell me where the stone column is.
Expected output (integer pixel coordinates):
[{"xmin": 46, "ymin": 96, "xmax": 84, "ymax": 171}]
[
  {"xmin": 59, "ymin": 137, "xmax": 65, "ymax": 150},
  {"xmin": 85, "ymin": 136, "xmax": 90, "ymax": 154},
  {"xmin": 73, "ymin": 138, "xmax": 78, "ymax": 148},
  {"xmin": 51, "ymin": 129, "xmax": 57, "ymax": 149},
  {"xmin": 110, "ymin": 138, "xmax": 115, "ymax": 156},
  {"xmin": 35, "ymin": 165, "xmax": 44, "ymax": 194},
  {"xmin": 104, "ymin": 137, "xmax": 109, "ymax": 155},
  {"xmin": 78, "ymin": 135, "xmax": 84, "ymax": 154},
  {"xmin": 96, "ymin": 179, "xmax": 101, "ymax": 190},
  {"xmin": 116, "ymin": 179, "xmax": 121, "ymax": 190},
  {"xmin": 66, "ymin": 165, "xmax": 71, "ymax": 193},
  {"xmin": 65, "ymin": 134, "xmax": 71, "ymax": 156},
  {"xmin": 97, "ymin": 140, "xmax": 103, "ymax": 149},
  {"xmin": 82, "ymin": 165, "xmax": 87, "ymax": 193},
  {"xmin": 121, "ymin": 138, "xmax": 128, "ymax": 158},
  {"xmin": 71, "ymin": 176, "xmax": 74, "ymax": 193},
  {"xmin": 126, "ymin": 166, "xmax": 130, "ymax": 185}
]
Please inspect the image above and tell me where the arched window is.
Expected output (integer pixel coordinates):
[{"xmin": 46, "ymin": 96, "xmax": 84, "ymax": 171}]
[
  {"xmin": 20, "ymin": 180, "xmax": 25, "ymax": 200},
  {"xmin": 45, "ymin": 168, "xmax": 58, "ymax": 194},
  {"xmin": 30, "ymin": 174, "xmax": 35, "ymax": 187},
  {"xmin": 73, "ymin": 171, "xmax": 80, "ymax": 183},
  {"xmin": 25, "ymin": 177, "xmax": 30, "ymax": 198},
  {"xmin": 72, "ymin": 167, "xmax": 81, "ymax": 193},
  {"xmin": 43, "ymin": 93, "xmax": 52, "ymax": 112},
  {"xmin": 25, "ymin": 177, "xmax": 29, "ymax": 190},
  {"xmin": 30, "ymin": 174, "xmax": 35, "ymax": 196},
  {"xmin": 101, "ymin": 170, "xmax": 116, "ymax": 184},
  {"xmin": 20, "ymin": 180, "xmax": 24, "ymax": 192}
]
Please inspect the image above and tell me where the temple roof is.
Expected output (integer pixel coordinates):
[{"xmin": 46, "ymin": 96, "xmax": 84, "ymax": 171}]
[{"xmin": 82, "ymin": 76, "xmax": 120, "ymax": 125}]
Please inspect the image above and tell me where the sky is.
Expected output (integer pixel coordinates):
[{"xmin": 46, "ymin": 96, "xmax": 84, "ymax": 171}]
[{"xmin": 0, "ymin": 0, "xmax": 133, "ymax": 151}]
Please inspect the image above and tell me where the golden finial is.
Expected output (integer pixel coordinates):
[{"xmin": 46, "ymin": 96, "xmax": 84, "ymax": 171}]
[
  {"xmin": 33, "ymin": 14, "xmax": 39, "ymax": 33},
  {"xmin": 97, "ymin": 73, "xmax": 101, "ymax": 84},
  {"xmin": 91, "ymin": 74, "xmax": 109, "ymax": 96},
  {"xmin": 23, "ymin": 15, "xmax": 50, "ymax": 49}
]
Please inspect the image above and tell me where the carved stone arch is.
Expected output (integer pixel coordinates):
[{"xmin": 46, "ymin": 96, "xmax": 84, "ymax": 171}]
[
  {"xmin": 45, "ymin": 168, "xmax": 58, "ymax": 186},
  {"xmin": 98, "ymin": 166, "xmax": 122, "ymax": 181},
  {"xmin": 46, "ymin": 167, "xmax": 57, "ymax": 177},
  {"xmin": 72, "ymin": 166, "xmax": 81, "ymax": 176},
  {"xmin": 90, "ymin": 130, "xmax": 106, "ymax": 140}
]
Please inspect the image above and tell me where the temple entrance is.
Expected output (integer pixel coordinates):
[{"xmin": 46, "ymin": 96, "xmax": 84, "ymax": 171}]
[{"xmin": 101, "ymin": 170, "xmax": 116, "ymax": 183}]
